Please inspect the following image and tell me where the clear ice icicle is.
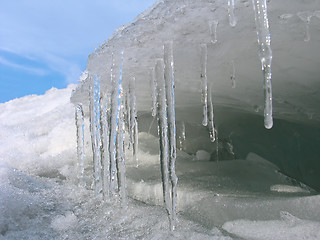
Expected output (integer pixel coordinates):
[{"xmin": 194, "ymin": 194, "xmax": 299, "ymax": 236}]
[
  {"xmin": 228, "ymin": 0, "xmax": 237, "ymax": 27},
  {"xmin": 129, "ymin": 77, "xmax": 138, "ymax": 166},
  {"xmin": 178, "ymin": 121, "xmax": 186, "ymax": 151},
  {"xmin": 297, "ymin": 11, "xmax": 313, "ymax": 42},
  {"xmin": 164, "ymin": 41, "xmax": 178, "ymax": 230},
  {"xmin": 116, "ymin": 75, "xmax": 127, "ymax": 206},
  {"xmin": 155, "ymin": 58, "xmax": 172, "ymax": 227},
  {"xmin": 208, "ymin": 83, "xmax": 216, "ymax": 142},
  {"xmin": 109, "ymin": 52, "xmax": 124, "ymax": 193},
  {"xmin": 209, "ymin": 20, "xmax": 219, "ymax": 44},
  {"xmin": 200, "ymin": 43, "xmax": 208, "ymax": 126},
  {"xmin": 101, "ymin": 91, "xmax": 111, "ymax": 198},
  {"xmin": 252, "ymin": 0, "xmax": 273, "ymax": 129},
  {"xmin": 150, "ymin": 68, "xmax": 158, "ymax": 117},
  {"xmin": 89, "ymin": 75, "xmax": 103, "ymax": 195},
  {"xmin": 75, "ymin": 103, "xmax": 85, "ymax": 186}
]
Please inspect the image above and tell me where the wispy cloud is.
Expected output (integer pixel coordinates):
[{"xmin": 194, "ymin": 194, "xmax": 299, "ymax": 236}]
[{"xmin": 0, "ymin": 56, "xmax": 47, "ymax": 76}]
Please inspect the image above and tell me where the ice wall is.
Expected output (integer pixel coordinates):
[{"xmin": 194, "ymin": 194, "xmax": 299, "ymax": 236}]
[{"xmin": 71, "ymin": 0, "xmax": 320, "ymax": 195}]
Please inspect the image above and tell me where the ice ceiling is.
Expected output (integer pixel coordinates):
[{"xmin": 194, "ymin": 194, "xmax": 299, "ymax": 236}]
[{"xmin": 71, "ymin": 0, "xmax": 320, "ymax": 191}]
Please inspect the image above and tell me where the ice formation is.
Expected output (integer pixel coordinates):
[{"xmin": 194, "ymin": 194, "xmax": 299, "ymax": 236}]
[
  {"xmin": 252, "ymin": 0, "xmax": 273, "ymax": 129},
  {"xmin": 75, "ymin": 103, "xmax": 85, "ymax": 186},
  {"xmin": 228, "ymin": 0, "xmax": 237, "ymax": 27},
  {"xmin": 200, "ymin": 43, "xmax": 208, "ymax": 127},
  {"xmin": 68, "ymin": 0, "xmax": 320, "ymax": 235}
]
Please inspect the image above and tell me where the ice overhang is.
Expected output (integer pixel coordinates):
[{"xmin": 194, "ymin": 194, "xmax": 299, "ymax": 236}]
[{"xmin": 71, "ymin": 0, "xmax": 320, "ymax": 191}]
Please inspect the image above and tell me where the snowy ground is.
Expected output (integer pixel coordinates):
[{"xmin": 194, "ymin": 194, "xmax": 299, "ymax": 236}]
[{"xmin": 1, "ymin": 86, "xmax": 320, "ymax": 239}]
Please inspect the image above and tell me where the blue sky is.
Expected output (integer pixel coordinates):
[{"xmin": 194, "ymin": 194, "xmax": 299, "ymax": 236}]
[{"xmin": 0, "ymin": 0, "xmax": 157, "ymax": 103}]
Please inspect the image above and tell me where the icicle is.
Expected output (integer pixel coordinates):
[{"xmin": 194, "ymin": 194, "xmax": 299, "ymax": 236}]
[
  {"xmin": 215, "ymin": 128, "xmax": 219, "ymax": 161},
  {"xmin": 75, "ymin": 103, "xmax": 85, "ymax": 186},
  {"xmin": 252, "ymin": 0, "xmax": 273, "ymax": 129},
  {"xmin": 209, "ymin": 20, "xmax": 219, "ymax": 44},
  {"xmin": 109, "ymin": 52, "xmax": 122, "ymax": 194},
  {"xmin": 150, "ymin": 68, "xmax": 158, "ymax": 117},
  {"xmin": 164, "ymin": 41, "xmax": 178, "ymax": 231},
  {"xmin": 101, "ymin": 91, "xmax": 111, "ymax": 198},
  {"xmin": 178, "ymin": 121, "xmax": 186, "ymax": 151},
  {"xmin": 155, "ymin": 58, "xmax": 172, "ymax": 228},
  {"xmin": 297, "ymin": 11, "xmax": 313, "ymax": 42},
  {"xmin": 200, "ymin": 43, "xmax": 208, "ymax": 126},
  {"xmin": 230, "ymin": 60, "xmax": 236, "ymax": 89},
  {"xmin": 129, "ymin": 77, "xmax": 138, "ymax": 166},
  {"xmin": 228, "ymin": 0, "xmax": 237, "ymax": 27},
  {"xmin": 116, "ymin": 70, "xmax": 127, "ymax": 206},
  {"xmin": 89, "ymin": 75, "xmax": 103, "ymax": 196},
  {"xmin": 208, "ymin": 83, "xmax": 216, "ymax": 142}
]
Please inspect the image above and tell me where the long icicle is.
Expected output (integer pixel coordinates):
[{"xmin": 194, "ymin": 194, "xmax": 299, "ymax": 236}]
[
  {"xmin": 252, "ymin": 0, "xmax": 273, "ymax": 129},
  {"xmin": 208, "ymin": 83, "xmax": 216, "ymax": 142},
  {"xmin": 116, "ymin": 65, "xmax": 127, "ymax": 206},
  {"xmin": 164, "ymin": 41, "xmax": 178, "ymax": 231},
  {"xmin": 200, "ymin": 43, "xmax": 208, "ymax": 126},
  {"xmin": 89, "ymin": 75, "xmax": 103, "ymax": 196},
  {"xmin": 150, "ymin": 67, "xmax": 158, "ymax": 117},
  {"xmin": 75, "ymin": 103, "xmax": 85, "ymax": 187},
  {"xmin": 109, "ymin": 53, "xmax": 120, "ymax": 194},
  {"xmin": 101, "ymin": 91, "xmax": 111, "ymax": 198},
  {"xmin": 155, "ymin": 58, "xmax": 172, "ymax": 228},
  {"xmin": 129, "ymin": 77, "xmax": 138, "ymax": 166}
]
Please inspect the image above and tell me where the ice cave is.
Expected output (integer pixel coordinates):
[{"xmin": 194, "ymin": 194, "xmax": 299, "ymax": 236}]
[{"xmin": 1, "ymin": 0, "xmax": 320, "ymax": 239}]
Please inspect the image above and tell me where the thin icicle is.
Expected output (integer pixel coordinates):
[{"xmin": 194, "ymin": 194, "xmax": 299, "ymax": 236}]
[
  {"xmin": 200, "ymin": 43, "xmax": 208, "ymax": 126},
  {"xmin": 297, "ymin": 11, "xmax": 313, "ymax": 42},
  {"xmin": 75, "ymin": 103, "xmax": 85, "ymax": 186},
  {"xmin": 89, "ymin": 75, "xmax": 103, "ymax": 196},
  {"xmin": 208, "ymin": 83, "xmax": 216, "ymax": 142},
  {"xmin": 109, "ymin": 52, "xmax": 121, "ymax": 194},
  {"xmin": 209, "ymin": 20, "xmax": 219, "ymax": 44},
  {"xmin": 252, "ymin": 0, "xmax": 273, "ymax": 129},
  {"xmin": 230, "ymin": 60, "xmax": 236, "ymax": 89},
  {"xmin": 178, "ymin": 121, "xmax": 186, "ymax": 151},
  {"xmin": 215, "ymin": 128, "xmax": 219, "ymax": 161},
  {"xmin": 101, "ymin": 91, "xmax": 111, "ymax": 198},
  {"xmin": 150, "ymin": 68, "xmax": 158, "ymax": 117},
  {"xmin": 164, "ymin": 41, "xmax": 178, "ymax": 231},
  {"xmin": 228, "ymin": 0, "xmax": 237, "ymax": 27},
  {"xmin": 155, "ymin": 58, "xmax": 172, "ymax": 229},
  {"xmin": 129, "ymin": 77, "xmax": 138, "ymax": 166},
  {"xmin": 116, "ymin": 73, "xmax": 127, "ymax": 206},
  {"xmin": 125, "ymin": 89, "xmax": 132, "ymax": 150}
]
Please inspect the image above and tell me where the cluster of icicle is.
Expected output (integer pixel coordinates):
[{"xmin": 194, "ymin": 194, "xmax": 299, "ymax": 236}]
[
  {"xmin": 75, "ymin": 52, "xmax": 139, "ymax": 206},
  {"xmin": 74, "ymin": 0, "xmax": 277, "ymax": 232},
  {"xmin": 150, "ymin": 41, "xmax": 178, "ymax": 230}
]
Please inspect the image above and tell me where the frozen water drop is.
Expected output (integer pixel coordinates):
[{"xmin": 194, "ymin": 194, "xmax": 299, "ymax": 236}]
[{"xmin": 228, "ymin": 0, "xmax": 237, "ymax": 27}]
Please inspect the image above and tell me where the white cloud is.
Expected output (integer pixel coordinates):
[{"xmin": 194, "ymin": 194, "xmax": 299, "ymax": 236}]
[{"xmin": 0, "ymin": 56, "xmax": 47, "ymax": 76}]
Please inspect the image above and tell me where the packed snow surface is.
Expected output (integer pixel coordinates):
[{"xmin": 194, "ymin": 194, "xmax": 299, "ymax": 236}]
[{"xmin": 1, "ymin": 85, "xmax": 320, "ymax": 239}]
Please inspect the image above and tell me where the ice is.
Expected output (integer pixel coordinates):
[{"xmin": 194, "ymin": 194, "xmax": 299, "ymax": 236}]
[
  {"xmin": 252, "ymin": 0, "xmax": 273, "ymax": 129},
  {"xmin": 163, "ymin": 41, "xmax": 178, "ymax": 230},
  {"xmin": 128, "ymin": 77, "xmax": 139, "ymax": 166},
  {"xmin": 89, "ymin": 75, "xmax": 103, "ymax": 195},
  {"xmin": 195, "ymin": 150, "xmax": 211, "ymax": 161},
  {"xmin": 200, "ymin": 43, "xmax": 208, "ymax": 127},
  {"xmin": 229, "ymin": 60, "xmax": 236, "ymax": 89},
  {"xmin": 177, "ymin": 121, "xmax": 186, "ymax": 151},
  {"xmin": 208, "ymin": 83, "xmax": 216, "ymax": 142},
  {"xmin": 75, "ymin": 104, "xmax": 85, "ymax": 186},
  {"xmin": 101, "ymin": 90, "xmax": 111, "ymax": 197},
  {"xmin": 209, "ymin": 20, "xmax": 219, "ymax": 44},
  {"xmin": 51, "ymin": 211, "xmax": 78, "ymax": 231},
  {"xmin": 228, "ymin": 0, "xmax": 237, "ymax": 27},
  {"xmin": 150, "ymin": 67, "xmax": 157, "ymax": 117},
  {"xmin": 297, "ymin": 11, "xmax": 313, "ymax": 42}
]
